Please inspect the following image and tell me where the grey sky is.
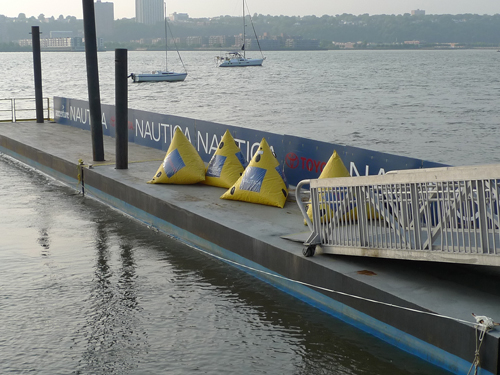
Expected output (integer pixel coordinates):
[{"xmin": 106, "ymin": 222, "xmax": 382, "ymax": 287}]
[{"xmin": 2, "ymin": 0, "xmax": 500, "ymax": 20}]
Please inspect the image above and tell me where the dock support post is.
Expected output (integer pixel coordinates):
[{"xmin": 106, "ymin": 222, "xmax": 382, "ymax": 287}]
[
  {"xmin": 115, "ymin": 49, "xmax": 128, "ymax": 169},
  {"xmin": 82, "ymin": 0, "xmax": 104, "ymax": 162},
  {"xmin": 30, "ymin": 26, "xmax": 43, "ymax": 123}
]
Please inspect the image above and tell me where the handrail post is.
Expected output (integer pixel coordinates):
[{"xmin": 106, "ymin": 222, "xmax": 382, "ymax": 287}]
[
  {"xmin": 476, "ymin": 180, "xmax": 488, "ymax": 254},
  {"xmin": 357, "ymin": 186, "xmax": 368, "ymax": 247},
  {"xmin": 12, "ymin": 99, "xmax": 16, "ymax": 122},
  {"xmin": 410, "ymin": 184, "xmax": 422, "ymax": 249},
  {"xmin": 10, "ymin": 99, "xmax": 16, "ymax": 122},
  {"xmin": 46, "ymin": 97, "xmax": 50, "ymax": 121},
  {"xmin": 296, "ymin": 179, "xmax": 313, "ymax": 229}
]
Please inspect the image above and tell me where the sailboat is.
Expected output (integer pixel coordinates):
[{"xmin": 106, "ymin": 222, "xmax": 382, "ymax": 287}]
[
  {"xmin": 215, "ymin": 0, "xmax": 265, "ymax": 67},
  {"xmin": 130, "ymin": 3, "xmax": 187, "ymax": 82}
]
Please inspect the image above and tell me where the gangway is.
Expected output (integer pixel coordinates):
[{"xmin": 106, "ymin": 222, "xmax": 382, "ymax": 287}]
[{"xmin": 296, "ymin": 164, "xmax": 500, "ymax": 266}]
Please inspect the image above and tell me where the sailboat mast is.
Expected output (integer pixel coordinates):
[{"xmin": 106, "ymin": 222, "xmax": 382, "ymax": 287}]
[
  {"xmin": 242, "ymin": 0, "xmax": 245, "ymax": 59},
  {"xmin": 164, "ymin": 2, "xmax": 168, "ymax": 71}
]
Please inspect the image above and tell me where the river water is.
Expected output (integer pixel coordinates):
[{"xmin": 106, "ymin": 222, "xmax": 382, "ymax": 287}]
[
  {"xmin": 1, "ymin": 49, "xmax": 499, "ymax": 165},
  {"xmin": 0, "ymin": 154, "xmax": 450, "ymax": 374},
  {"xmin": 1, "ymin": 49, "xmax": 496, "ymax": 374}
]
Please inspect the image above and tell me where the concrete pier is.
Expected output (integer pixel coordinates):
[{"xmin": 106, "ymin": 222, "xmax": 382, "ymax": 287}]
[{"xmin": 1, "ymin": 121, "xmax": 499, "ymax": 375}]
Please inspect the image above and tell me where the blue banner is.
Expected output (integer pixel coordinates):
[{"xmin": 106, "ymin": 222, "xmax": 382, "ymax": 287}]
[{"xmin": 53, "ymin": 96, "xmax": 445, "ymax": 186}]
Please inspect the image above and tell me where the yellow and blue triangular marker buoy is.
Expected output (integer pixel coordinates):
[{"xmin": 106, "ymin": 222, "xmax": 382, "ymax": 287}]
[
  {"xmin": 306, "ymin": 150, "xmax": 350, "ymax": 224},
  {"xmin": 319, "ymin": 150, "xmax": 350, "ymax": 179},
  {"xmin": 148, "ymin": 128, "xmax": 205, "ymax": 185},
  {"xmin": 203, "ymin": 130, "xmax": 247, "ymax": 188},
  {"xmin": 305, "ymin": 150, "xmax": 379, "ymax": 224},
  {"xmin": 221, "ymin": 138, "xmax": 288, "ymax": 208}
]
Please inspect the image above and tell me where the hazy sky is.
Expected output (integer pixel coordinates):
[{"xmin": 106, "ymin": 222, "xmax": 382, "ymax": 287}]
[{"xmin": 2, "ymin": 0, "xmax": 500, "ymax": 20}]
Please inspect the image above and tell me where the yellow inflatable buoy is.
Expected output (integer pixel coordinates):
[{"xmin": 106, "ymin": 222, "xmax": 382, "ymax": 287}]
[
  {"xmin": 147, "ymin": 128, "xmax": 205, "ymax": 184},
  {"xmin": 305, "ymin": 150, "xmax": 350, "ymax": 224},
  {"xmin": 221, "ymin": 138, "xmax": 288, "ymax": 208},
  {"xmin": 319, "ymin": 150, "xmax": 350, "ymax": 179},
  {"xmin": 203, "ymin": 130, "xmax": 247, "ymax": 188},
  {"xmin": 305, "ymin": 150, "xmax": 379, "ymax": 224}
]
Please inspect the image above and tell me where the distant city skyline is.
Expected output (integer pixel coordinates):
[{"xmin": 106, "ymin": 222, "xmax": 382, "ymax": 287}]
[{"xmin": 2, "ymin": 0, "xmax": 500, "ymax": 20}]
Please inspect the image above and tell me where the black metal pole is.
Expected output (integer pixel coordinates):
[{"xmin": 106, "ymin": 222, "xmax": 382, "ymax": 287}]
[
  {"xmin": 115, "ymin": 48, "xmax": 128, "ymax": 169},
  {"xmin": 30, "ymin": 26, "xmax": 44, "ymax": 123},
  {"xmin": 82, "ymin": 0, "xmax": 104, "ymax": 161}
]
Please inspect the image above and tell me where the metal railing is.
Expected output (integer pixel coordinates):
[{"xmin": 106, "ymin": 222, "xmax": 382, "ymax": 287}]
[
  {"xmin": 0, "ymin": 97, "xmax": 52, "ymax": 123},
  {"xmin": 296, "ymin": 164, "xmax": 500, "ymax": 266}
]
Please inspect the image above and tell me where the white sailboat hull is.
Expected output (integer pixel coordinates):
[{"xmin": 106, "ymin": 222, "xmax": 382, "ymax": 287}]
[
  {"xmin": 131, "ymin": 71, "xmax": 187, "ymax": 83},
  {"xmin": 218, "ymin": 57, "xmax": 264, "ymax": 67}
]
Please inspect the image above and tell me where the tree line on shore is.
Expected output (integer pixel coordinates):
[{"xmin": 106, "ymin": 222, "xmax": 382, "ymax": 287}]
[{"xmin": 1, "ymin": 12, "xmax": 499, "ymax": 52}]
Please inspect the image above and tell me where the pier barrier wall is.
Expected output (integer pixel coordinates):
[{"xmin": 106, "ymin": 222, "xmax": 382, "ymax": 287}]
[{"xmin": 53, "ymin": 96, "xmax": 445, "ymax": 185}]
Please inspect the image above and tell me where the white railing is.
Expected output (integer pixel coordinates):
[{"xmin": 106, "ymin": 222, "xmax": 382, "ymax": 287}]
[
  {"xmin": 0, "ymin": 97, "xmax": 52, "ymax": 123},
  {"xmin": 296, "ymin": 164, "xmax": 500, "ymax": 266}
]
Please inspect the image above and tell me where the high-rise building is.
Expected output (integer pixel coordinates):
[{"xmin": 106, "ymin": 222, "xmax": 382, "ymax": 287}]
[
  {"xmin": 411, "ymin": 9, "xmax": 425, "ymax": 16},
  {"xmin": 136, "ymin": 0, "xmax": 164, "ymax": 25},
  {"xmin": 169, "ymin": 12, "xmax": 189, "ymax": 22},
  {"xmin": 95, "ymin": 0, "xmax": 114, "ymax": 38}
]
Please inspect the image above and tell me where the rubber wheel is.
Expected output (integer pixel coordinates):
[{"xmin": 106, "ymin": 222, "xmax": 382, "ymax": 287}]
[{"xmin": 303, "ymin": 245, "xmax": 315, "ymax": 257}]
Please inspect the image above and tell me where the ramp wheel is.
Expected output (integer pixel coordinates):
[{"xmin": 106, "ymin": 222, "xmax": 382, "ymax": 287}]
[{"xmin": 303, "ymin": 245, "xmax": 315, "ymax": 257}]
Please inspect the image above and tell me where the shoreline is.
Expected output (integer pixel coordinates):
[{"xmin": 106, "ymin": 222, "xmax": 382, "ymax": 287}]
[{"xmin": 1, "ymin": 46, "xmax": 499, "ymax": 53}]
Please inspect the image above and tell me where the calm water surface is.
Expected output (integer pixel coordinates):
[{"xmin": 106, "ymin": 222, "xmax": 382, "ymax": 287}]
[
  {"xmin": 1, "ymin": 49, "xmax": 499, "ymax": 165},
  {"xmin": 0, "ymin": 154, "xmax": 451, "ymax": 374}
]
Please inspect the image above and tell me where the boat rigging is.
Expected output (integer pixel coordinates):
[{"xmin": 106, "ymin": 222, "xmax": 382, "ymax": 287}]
[{"xmin": 215, "ymin": 0, "xmax": 265, "ymax": 67}]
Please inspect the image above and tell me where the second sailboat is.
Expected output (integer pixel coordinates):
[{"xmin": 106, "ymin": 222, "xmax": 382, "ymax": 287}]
[{"xmin": 216, "ymin": 0, "xmax": 265, "ymax": 67}]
